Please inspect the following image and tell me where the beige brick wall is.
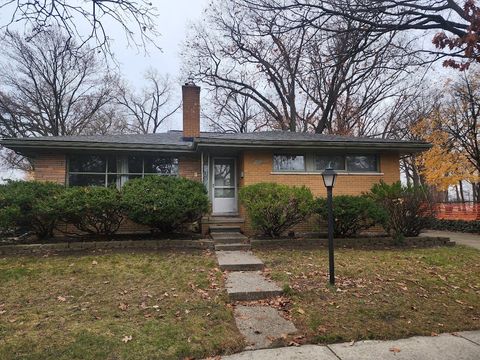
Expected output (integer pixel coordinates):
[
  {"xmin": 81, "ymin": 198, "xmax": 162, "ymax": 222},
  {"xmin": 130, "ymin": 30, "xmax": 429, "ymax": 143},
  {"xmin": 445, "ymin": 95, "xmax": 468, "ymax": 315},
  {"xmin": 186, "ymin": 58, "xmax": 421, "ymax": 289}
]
[
  {"xmin": 33, "ymin": 154, "xmax": 66, "ymax": 184},
  {"xmin": 239, "ymin": 150, "xmax": 400, "ymax": 235},
  {"xmin": 34, "ymin": 153, "xmax": 202, "ymax": 235},
  {"xmin": 178, "ymin": 155, "xmax": 201, "ymax": 181}
]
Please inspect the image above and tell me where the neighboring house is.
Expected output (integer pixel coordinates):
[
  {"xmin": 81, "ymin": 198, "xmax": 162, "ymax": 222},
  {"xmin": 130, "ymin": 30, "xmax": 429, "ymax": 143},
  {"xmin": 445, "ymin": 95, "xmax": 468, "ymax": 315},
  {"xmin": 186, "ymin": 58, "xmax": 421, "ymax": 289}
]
[{"xmin": 0, "ymin": 83, "xmax": 430, "ymax": 235}]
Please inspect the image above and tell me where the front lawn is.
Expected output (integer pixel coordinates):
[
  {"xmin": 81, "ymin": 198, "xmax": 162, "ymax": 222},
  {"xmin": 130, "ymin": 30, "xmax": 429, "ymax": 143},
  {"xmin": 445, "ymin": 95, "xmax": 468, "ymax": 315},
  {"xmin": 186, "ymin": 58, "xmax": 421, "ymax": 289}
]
[
  {"xmin": 0, "ymin": 250, "xmax": 244, "ymax": 360},
  {"xmin": 256, "ymin": 246, "xmax": 480, "ymax": 343}
]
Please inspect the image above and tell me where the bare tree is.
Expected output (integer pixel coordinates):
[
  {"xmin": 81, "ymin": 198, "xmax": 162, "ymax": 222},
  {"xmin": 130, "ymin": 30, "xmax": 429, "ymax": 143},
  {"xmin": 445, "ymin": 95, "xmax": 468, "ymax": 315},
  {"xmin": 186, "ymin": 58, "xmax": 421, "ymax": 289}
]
[
  {"xmin": 183, "ymin": 0, "xmax": 418, "ymax": 134},
  {"xmin": 247, "ymin": 0, "xmax": 480, "ymax": 70},
  {"xmin": 204, "ymin": 89, "xmax": 267, "ymax": 133},
  {"xmin": 118, "ymin": 70, "xmax": 180, "ymax": 134},
  {"xmin": 0, "ymin": 28, "xmax": 122, "ymax": 169},
  {"xmin": 0, "ymin": 0, "xmax": 159, "ymax": 56},
  {"xmin": 441, "ymin": 69, "xmax": 480, "ymax": 200}
]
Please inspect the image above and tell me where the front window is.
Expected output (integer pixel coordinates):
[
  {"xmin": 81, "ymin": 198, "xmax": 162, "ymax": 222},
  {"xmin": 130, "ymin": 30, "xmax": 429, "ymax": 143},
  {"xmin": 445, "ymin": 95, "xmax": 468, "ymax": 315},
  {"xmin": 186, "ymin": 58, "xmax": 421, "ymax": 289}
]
[
  {"xmin": 68, "ymin": 154, "xmax": 178, "ymax": 187},
  {"xmin": 273, "ymin": 155, "xmax": 305, "ymax": 171},
  {"xmin": 315, "ymin": 155, "xmax": 345, "ymax": 171},
  {"xmin": 346, "ymin": 155, "xmax": 377, "ymax": 172}
]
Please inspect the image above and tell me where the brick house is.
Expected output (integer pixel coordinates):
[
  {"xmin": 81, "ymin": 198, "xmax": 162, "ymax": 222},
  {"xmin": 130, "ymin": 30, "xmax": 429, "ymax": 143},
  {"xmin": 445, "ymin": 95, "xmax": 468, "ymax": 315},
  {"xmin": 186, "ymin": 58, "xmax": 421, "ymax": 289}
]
[{"xmin": 1, "ymin": 83, "xmax": 430, "ymax": 235}]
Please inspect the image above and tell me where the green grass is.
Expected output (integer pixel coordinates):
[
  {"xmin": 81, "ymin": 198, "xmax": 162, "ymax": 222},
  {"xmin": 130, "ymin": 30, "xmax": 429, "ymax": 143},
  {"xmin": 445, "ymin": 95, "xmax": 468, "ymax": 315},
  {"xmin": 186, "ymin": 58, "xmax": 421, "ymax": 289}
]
[
  {"xmin": 0, "ymin": 250, "xmax": 244, "ymax": 360},
  {"xmin": 255, "ymin": 246, "xmax": 480, "ymax": 344}
]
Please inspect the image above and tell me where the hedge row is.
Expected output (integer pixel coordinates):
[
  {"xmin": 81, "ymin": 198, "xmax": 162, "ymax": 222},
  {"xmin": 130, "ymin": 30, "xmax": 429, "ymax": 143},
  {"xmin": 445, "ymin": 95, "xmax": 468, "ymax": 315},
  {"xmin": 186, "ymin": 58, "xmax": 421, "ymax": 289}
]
[
  {"xmin": 0, "ymin": 177, "xmax": 209, "ymax": 239},
  {"xmin": 425, "ymin": 218, "xmax": 480, "ymax": 234},
  {"xmin": 240, "ymin": 181, "xmax": 435, "ymax": 240}
]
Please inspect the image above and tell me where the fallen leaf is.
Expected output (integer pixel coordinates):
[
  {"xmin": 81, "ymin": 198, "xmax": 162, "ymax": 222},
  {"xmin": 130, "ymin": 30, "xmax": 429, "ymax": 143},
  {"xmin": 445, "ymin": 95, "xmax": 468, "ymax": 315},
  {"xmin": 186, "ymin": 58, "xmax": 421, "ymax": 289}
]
[
  {"xmin": 118, "ymin": 303, "xmax": 128, "ymax": 311},
  {"xmin": 297, "ymin": 308, "xmax": 305, "ymax": 315},
  {"xmin": 57, "ymin": 296, "xmax": 66, "ymax": 302},
  {"xmin": 122, "ymin": 335, "xmax": 132, "ymax": 343},
  {"xmin": 317, "ymin": 325, "xmax": 328, "ymax": 333}
]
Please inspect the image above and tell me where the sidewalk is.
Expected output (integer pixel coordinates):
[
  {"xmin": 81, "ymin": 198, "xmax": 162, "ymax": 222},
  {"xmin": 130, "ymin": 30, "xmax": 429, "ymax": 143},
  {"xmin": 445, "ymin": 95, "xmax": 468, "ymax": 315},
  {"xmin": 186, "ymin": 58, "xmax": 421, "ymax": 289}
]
[
  {"xmin": 420, "ymin": 230, "xmax": 480, "ymax": 250},
  {"xmin": 220, "ymin": 331, "xmax": 480, "ymax": 359}
]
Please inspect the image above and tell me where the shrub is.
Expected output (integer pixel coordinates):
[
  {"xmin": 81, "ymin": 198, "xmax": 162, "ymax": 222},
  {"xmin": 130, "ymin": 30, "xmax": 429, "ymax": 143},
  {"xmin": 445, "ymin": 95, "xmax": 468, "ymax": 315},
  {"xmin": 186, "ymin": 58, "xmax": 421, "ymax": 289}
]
[
  {"xmin": 425, "ymin": 218, "xmax": 480, "ymax": 233},
  {"xmin": 369, "ymin": 181, "xmax": 435, "ymax": 240},
  {"xmin": 315, "ymin": 195, "xmax": 386, "ymax": 237},
  {"xmin": 122, "ymin": 176, "xmax": 209, "ymax": 232},
  {"xmin": 239, "ymin": 182, "xmax": 315, "ymax": 237},
  {"xmin": 57, "ymin": 186, "xmax": 125, "ymax": 236},
  {"xmin": 0, "ymin": 181, "xmax": 63, "ymax": 239}
]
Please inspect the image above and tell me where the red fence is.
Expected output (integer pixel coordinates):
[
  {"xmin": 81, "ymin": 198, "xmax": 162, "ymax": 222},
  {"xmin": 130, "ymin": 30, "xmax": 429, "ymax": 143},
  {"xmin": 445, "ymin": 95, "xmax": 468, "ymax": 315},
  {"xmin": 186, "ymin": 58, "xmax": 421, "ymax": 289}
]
[{"xmin": 435, "ymin": 203, "xmax": 480, "ymax": 221}]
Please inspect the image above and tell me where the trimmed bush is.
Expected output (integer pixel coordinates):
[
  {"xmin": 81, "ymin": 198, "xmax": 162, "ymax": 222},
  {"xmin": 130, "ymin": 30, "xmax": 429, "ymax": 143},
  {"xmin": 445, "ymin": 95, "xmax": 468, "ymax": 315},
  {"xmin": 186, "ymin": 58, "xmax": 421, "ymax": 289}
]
[
  {"xmin": 0, "ymin": 180, "xmax": 63, "ymax": 239},
  {"xmin": 315, "ymin": 195, "xmax": 386, "ymax": 237},
  {"xmin": 122, "ymin": 176, "xmax": 209, "ymax": 232},
  {"xmin": 369, "ymin": 181, "xmax": 435, "ymax": 240},
  {"xmin": 57, "ymin": 186, "xmax": 125, "ymax": 236},
  {"xmin": 425, "ymin": 218, "xmax": 480, "ymax": 233},
  {"xmin": 239, "ymin": 182, "xmax": 315, "ymax": 238}
]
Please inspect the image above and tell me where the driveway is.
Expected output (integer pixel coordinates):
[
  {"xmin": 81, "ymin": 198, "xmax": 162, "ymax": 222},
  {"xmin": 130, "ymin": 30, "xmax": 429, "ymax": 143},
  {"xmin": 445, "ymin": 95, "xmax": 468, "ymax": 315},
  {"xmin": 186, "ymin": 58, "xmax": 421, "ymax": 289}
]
[{"xmin": 421, "ymin": 230, "xmax": 480, "ymax": 250}]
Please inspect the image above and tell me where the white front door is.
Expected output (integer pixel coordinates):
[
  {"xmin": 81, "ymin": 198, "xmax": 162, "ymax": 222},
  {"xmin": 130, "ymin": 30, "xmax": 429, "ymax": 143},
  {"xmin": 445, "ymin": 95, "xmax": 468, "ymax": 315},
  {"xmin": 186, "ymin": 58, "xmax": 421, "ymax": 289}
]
[{"xmin": 212, "ymin": 158, "xmax": 237, "ymax": 214}]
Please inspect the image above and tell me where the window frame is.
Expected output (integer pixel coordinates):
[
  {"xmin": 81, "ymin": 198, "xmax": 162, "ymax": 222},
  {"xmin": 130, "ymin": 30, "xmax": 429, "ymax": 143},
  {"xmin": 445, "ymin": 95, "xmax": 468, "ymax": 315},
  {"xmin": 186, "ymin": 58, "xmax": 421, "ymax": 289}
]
[
  {"xmin": 271, "ymin": 152, "xmax": 380, "ymax": 174},
  {"xmin": 313, "ymin": 154, "xmax": 347, "ymax": 172},
  {"xmin": 272, "ymin": 153, "xmax": 306, "ymax": 172},
  {"xmin": 67, "ymin": 154, "xmax": 179, "ymax": 188},
  {"xmin": 345, "ymin": 154, "xmax": 379, "ymax": 173}
]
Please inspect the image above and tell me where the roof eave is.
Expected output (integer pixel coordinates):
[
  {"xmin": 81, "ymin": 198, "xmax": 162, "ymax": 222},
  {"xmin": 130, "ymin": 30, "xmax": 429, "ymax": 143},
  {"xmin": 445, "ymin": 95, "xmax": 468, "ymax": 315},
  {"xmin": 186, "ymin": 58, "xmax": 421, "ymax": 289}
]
[
  {"xmin": 0, "ymin": 140, "xmax": 195, "ymax": 153},
  {"xmin": 195, "ymin": 139, "xmax": 431, "ymax": 153}
]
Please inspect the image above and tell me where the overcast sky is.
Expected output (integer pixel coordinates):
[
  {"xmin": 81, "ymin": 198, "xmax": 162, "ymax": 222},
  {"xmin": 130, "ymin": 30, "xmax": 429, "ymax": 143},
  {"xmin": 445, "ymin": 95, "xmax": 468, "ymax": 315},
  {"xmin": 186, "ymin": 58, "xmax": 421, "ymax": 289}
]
[
  {"xmin": 0, "ymin": 0, "xmax": 462, "ymax": 181},
  {"xmin": 111, "ymin": 0, "xmax": 210, "ymax": 130},
  {"xmin": 0, "ymin": 0, "xmax": 210, "ymax": 180}
]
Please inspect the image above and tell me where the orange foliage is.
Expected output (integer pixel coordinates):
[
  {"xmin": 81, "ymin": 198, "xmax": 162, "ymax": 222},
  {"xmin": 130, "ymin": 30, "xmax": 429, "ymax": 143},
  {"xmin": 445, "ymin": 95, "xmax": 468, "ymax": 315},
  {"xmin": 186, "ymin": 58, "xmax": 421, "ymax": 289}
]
[{"xmin": 412, "ymin": 115, "xmax": 477, "ymax": 190}]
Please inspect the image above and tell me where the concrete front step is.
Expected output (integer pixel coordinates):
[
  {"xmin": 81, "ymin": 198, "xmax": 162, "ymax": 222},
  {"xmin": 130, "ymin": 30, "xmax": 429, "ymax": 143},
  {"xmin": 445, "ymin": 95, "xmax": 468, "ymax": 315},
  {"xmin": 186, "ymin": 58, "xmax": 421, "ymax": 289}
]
[
  {"xmin": 225, "ymin": 271, "xmax": 283, "ymax": 301},
  {"xmin": 216, "ymin": 250, "xmax": 264, "ymax": 271},
  {"xmin": 211, "ymin": 232, "xmax": 249, "ymax": 244},
  {"xmin": 210, "ymin": 225, "xmax": 242, "ymax": 233},
  {"xmin": 203, "ymin": 216, "xmax": 245, "ymax": 223},
  {"xmin": 215, "ymin": 243, "xmax": 251, "ymax": 251}
]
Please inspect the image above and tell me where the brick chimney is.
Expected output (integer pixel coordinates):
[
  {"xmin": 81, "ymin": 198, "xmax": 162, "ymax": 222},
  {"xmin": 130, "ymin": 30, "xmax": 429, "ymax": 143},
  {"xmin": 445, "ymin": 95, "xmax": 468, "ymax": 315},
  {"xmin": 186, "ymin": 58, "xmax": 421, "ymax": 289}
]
[{"xmin": 182, "ymin": 82, "xmax": 201, "ymax": 139}]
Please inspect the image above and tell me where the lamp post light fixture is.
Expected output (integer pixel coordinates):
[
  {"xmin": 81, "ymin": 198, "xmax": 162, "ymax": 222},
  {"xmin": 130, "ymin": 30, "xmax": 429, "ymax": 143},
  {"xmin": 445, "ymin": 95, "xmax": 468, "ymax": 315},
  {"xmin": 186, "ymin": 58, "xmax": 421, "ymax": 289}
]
[{"xmin": 322, "ymin": 167, "xmax": 337, "ymax": 285}]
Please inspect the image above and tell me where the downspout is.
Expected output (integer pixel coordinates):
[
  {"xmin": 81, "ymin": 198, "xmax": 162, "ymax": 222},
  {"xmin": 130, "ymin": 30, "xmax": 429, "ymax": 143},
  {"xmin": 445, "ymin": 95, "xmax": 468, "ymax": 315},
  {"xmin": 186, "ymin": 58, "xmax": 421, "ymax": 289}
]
[{"xmin": 201, "ymin": 151, "xmax": 204, "ymax": 184}]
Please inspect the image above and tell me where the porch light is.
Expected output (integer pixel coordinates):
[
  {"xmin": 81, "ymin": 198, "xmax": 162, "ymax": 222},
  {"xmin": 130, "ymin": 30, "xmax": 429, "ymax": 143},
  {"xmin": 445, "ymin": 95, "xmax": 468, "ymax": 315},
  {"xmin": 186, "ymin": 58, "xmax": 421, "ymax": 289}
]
[{"xmin": 321, "ymin": 166, "xmax": 337, "ymax": 286}]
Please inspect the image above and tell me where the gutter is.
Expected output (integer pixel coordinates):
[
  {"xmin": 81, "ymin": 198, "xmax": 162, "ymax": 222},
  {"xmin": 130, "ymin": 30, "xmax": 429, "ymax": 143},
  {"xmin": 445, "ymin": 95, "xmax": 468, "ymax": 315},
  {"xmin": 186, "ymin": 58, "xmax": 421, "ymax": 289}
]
[{"xmin": 194, "ymin": 139, "xmax": 432, "ymax": 152}]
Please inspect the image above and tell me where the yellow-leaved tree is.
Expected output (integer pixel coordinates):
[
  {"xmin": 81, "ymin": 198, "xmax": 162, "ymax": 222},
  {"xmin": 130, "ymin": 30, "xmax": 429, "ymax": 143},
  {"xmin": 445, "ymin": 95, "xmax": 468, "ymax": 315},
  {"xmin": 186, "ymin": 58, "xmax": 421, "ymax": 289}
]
[{"xmin": 412, "ymin": 106, "xmax": 479, "ymax": 196}]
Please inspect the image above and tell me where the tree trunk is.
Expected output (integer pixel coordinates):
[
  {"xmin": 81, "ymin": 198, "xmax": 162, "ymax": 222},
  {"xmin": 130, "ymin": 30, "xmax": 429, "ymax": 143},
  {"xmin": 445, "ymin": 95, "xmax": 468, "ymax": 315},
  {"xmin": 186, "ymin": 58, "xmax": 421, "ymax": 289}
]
[{"xmin": 459, "ymin": 181, "xmax": 465, "ymax": 203}]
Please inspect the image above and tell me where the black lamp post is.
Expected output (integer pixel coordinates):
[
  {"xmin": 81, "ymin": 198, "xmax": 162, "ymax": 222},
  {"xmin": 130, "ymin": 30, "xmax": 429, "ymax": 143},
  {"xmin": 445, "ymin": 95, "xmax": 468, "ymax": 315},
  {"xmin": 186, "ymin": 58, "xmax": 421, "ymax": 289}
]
[{"xmin": 322, "ymin": 167, "xmax": 337, "ymax": 285}]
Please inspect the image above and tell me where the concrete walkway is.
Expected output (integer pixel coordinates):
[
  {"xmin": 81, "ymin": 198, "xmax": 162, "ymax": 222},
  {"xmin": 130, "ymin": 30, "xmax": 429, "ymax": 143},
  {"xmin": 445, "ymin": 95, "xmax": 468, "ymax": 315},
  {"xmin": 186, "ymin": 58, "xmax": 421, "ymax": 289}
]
[
  {"xmin": 220, "ymin": 331, "xmax": 480, "ymax": 359},
  {"xmin": 421, "ymin": 230, "xmax": 480, "ymax": 250},
  {"xmin": 214, "ymin": 237, "xmax": 295, "ymax": 350}
]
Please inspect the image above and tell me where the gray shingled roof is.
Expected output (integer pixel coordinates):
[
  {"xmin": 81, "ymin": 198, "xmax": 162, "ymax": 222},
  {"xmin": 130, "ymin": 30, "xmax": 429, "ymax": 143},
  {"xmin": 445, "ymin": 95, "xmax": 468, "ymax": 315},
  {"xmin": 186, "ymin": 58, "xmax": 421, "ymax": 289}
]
[
  {"xmin": 196, "ymin": 130, "xmax": 419, "ymax": 144},
  {"xmin": 0, "ymin": 130, "xmax": 430, "ymax": 152},
  {"xmin": 5, "ymin": 132, "xmax": 189, "ymax": 146}
]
